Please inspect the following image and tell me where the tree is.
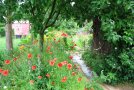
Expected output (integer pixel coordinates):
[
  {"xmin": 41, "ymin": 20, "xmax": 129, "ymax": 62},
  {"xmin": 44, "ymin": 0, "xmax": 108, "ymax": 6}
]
[
  {"xmin": 66, "ymin": 0, "xmax": 134, "ymax": 53},
  {"xmin": 0, "ymin": 0, "xmax": 19, "ymax": 50},
  {"xmin": 21, "ymin": 0, "xmax": 71, "ymax": 52},
  {"xmin": 67, "ymin": 0, "xmax": 134, "ymax": 83}
]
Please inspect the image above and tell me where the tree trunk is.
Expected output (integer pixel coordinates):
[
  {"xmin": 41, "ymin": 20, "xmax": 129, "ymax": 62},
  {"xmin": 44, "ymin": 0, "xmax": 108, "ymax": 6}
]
[
  {"xmin": 5, "ymin": 22, "xmax": 13, "ymax": 51},
  {"xmin": 39, "ymin": 32, "xmax": 44, "ymax": 52},
  {"xmin": 92, "ymin": 17, "xmax": 112, "ymax": 54},
  {"xmin": 92, "ymin": 17, "xmax": 101, "ymax": 52}
]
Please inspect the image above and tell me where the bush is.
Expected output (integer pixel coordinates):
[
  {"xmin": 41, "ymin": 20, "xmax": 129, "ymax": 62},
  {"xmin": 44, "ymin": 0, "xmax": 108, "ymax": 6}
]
[{"xmin": 83, "ymin": 47, "xmax": 134, "ymax": 85}]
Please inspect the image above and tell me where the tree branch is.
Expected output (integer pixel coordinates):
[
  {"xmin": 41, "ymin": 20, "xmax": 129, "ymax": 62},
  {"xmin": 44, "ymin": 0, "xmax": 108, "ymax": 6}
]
[
  {"xmin": 44, "ymin": 0, "xmax": 57, "ymax": 27},
  {"xmin": 46, "ymin": 10, "xmax": 60, "ymax": 28},
  {"xmin": 29, "ymin": 1, "xmax": 35, "ymax": 16}
]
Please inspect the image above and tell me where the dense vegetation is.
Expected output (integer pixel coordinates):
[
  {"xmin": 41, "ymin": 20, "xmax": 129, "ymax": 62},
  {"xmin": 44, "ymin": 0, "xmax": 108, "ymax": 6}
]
[
  {"xmin": 0, "ymin": 0, "xmax": 133, "ymax": 89},
  {"xmin": 0, "ymin": 33, "xmax": 102, "ymax": 90},
  {"xmin": 77, "ymin": 0, "xmax": 134, "ymax": 84}
]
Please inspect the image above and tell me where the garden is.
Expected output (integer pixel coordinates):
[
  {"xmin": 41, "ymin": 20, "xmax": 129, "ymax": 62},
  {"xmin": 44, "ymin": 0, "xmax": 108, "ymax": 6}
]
[{"xmin": 0, "ymin": 0, "xmax": 134, "ymax": 90}]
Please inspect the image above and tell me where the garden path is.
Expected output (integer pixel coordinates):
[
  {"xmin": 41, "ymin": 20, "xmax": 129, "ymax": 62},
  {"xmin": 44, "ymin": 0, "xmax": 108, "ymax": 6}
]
[{"xmin": 71, "ymin": 52, "xmax": 92, "ymax": 78}]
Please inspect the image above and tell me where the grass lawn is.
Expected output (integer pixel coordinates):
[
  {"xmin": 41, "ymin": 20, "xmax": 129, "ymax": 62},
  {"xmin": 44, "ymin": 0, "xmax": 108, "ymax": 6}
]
[{"xmin": 0, "ymin": 37, "xmax": 21, "ymax": 50}]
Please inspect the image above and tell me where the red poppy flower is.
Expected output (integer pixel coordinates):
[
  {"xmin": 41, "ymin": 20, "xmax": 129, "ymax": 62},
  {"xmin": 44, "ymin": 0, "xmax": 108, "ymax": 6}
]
[
  {"xmin": 67, "ymin": 63, "xmax": 72, "ymax": 70},
  {"xmin": 69, "ymin": 56, "xmax": 73, "ymax": 60},
  {"xmin": 29, "ymin": 80, "xmax": 34, "ymax": 85},
  {"xmin": 49, "ymin": 61, "xmax": 55, "ymax": 66},
  {"xmin": 61, "ymin": 33, "xmax": 68, "ymax": 37},
  {"xmin": 61, "ymin": 76, "xmax": 67, "ymax": 82},
  {"xmin": 0, "ymin": 68, "xmax": 3, "ymax": 73},
  {"xmin": 78, "ymin": 77, "xmax": 82, "ymax": 82},
  {"xmin": 2, "ymin": 70, "xmax": 9, "ymax": 76},
  {"xmin": 28, "ymin": 53, "xmax": 32, "ymax": 59},
  {"xmin": 58, "ymin": 63, "xmax": 63, "ymax": 68},
  {"xmin": 46, "ymin": 73, "xmax": 50, "ymax": 78},
  {"xmin": 13, "ymin": 57, "xmax": 17, "ymax": 61},
  {"xmin": 72, "ymin": 72, "xmax": 76, "ymax": 76},
  {"xmin": 32, "ymin": 65, "xmax": 36, "ymax": 70},
  {"xmin": 5, "ymin": 60, "xmax": 10, "ymax": 64},
  {"xmin": 38, "ymin": 76, "xmax": 42, "ymax": 79}
]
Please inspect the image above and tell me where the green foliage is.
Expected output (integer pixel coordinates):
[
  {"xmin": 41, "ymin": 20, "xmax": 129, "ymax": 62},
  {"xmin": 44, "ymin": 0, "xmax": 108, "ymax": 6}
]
[
  {"xmin": 72, "ymin": 0, "xmax": 134, "ymax": 84},
  {"xmin": 100, "ymin": 71, "xmax": 117, "ymax": 84},
  {"xmin": 83, "ymin": 48, "xmax": 134, "ymax": 84},
  {"xmin": 82, "ymin": 51, "xmax": 105, "ymax": 75},
  {"xmin": 20, "ymin": 0, "xmax": 72, "ymax": 51},
  {"xmin": 0, "ymin": 23, "xmax": 5, "ymax": 37},
  {"xmin": 21, "ymin": 0, "xmax": 70, "ymax": 33},
  {"xmin": 83, "ymin": 21, "xmax": 93, "ymax": 32},
  {"xmin": 0, "ymin": 0, "xmax": 20, "ymax": 22},
  {"xmin": 98, "ymin": 0, "xmax": 134, "ymax": 84},
  {"xmin": 0, "ymin": 51, "xmax": 5, "ymax": 66},
  {"xmin": 56, "ymin": 18, "xmax": 79, "ymax": 35},
  {"xmin": 0, "ymin": 37, "xmax": 21, "ymax": 50},
  {"xmin": 19, "ymin": 36, "xmax": 31, "ymax": 45}
]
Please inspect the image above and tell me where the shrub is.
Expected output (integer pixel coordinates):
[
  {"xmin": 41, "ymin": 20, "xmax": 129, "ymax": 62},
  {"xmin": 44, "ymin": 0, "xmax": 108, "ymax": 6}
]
[{"xmin": 83, "ymin": 46, "xmax": 134, "ymax": 85}]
